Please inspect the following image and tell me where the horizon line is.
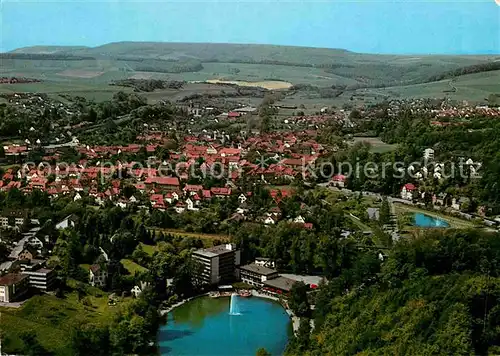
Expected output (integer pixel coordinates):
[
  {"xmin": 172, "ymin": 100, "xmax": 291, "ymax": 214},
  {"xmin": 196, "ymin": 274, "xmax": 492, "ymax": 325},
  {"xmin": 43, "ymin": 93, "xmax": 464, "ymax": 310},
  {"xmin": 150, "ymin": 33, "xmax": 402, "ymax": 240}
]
[{"xmin": 7, "ymin": 40, "xmax": 500, "ymax": 57}]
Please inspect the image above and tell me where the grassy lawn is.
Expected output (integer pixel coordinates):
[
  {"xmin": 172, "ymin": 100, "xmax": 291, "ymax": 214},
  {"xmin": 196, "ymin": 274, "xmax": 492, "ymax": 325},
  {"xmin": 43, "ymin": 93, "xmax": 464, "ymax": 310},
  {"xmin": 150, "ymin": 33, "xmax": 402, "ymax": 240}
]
[
  {"xmin": 352, "ymin": 137, "xmax": 398, "ymax": 153},
  {"xmin": 121, "ymin": 258, "xmax": 148, "ymax": 274},
  {"xmin": 139, "ymin": 242, "xmax": 158, "ymax": 256},
  {"xmin": 0, "ymin": 280, "xmax": 132, "ymax": 355},
  {"xmin": 394, "ymin": 203, "xmax": 476, "ymax": 229}
]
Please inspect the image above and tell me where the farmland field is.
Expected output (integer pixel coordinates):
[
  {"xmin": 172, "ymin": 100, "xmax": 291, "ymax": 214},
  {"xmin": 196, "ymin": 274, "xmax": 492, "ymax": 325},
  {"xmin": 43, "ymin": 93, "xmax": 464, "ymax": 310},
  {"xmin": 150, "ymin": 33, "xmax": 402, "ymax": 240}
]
[
  {"xmin": 57, "ymin": 69, "xmax": 105, "ymax": 78},
  {"xmin": 205, "ymin": 79, "xmax": 292, "ymax": 90}
]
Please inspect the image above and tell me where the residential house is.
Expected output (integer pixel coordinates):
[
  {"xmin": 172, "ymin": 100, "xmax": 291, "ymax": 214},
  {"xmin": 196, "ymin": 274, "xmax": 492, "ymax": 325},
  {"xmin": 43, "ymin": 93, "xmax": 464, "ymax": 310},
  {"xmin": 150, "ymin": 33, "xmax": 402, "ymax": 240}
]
[
  {"xmin": 165, "ymin": 191, "xmax": 180, "ymax": 204},
  {"xmin": 55, "ymin": 214, "xmax": 79, "ymax": 230},
  {"xmin": 210, "ymin": 187, "xmax": 231, "ymax": 198},
  {"xmin": 293, "ymin": 215, "xmax": 305, "ymax": 224},
  {"xmin": 89, "ymin": 264, "xmax": 108, "ymax": 288},
  {"xmin": 330, "ymin": 174, "xmax": 347, "ymax": 188},
  {"xmin": 184, "ymin": 184, "xmax": 203, "ymax": 196},
  {"xmin": 15, "ymin": 246, "xmax": 38, "ymax": 261},
  {"xmin": 175, "ymin": 201, "xmax": 186, "ymax": 214},
  {"xmin": 401, "ymin": 183, "xmax": 417, "ymax": 200},
  {"xmin": 451, "ymin": 197, "xmax": 471, "ymax": 211},
  {"xmin": 130, "ymin": 281, "xmax": 150, "ymax": 298},
  {"xmin": 263, "ymin": 215, "xmax": 277, "ymax": 225},
  {"xmin": 432, "ymin": 193, "xmax": 448, "ymax": 206},
  {"xmin": 186, "ymin": 198, "xmax": 198, "ymax": 211},
  {"xmin": 238, "ymin": 193, "xmax": 247, "ymax": 204},
  {"xmin": 423, "ymin": 148, "xmax": 435, "ymax": 161}
]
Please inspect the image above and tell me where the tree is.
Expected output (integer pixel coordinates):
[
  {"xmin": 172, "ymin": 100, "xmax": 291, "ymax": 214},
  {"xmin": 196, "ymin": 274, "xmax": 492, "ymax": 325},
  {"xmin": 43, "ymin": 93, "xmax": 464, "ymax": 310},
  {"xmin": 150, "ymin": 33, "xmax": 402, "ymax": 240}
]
[
  {"xmin": 256, "ymin": 347, "xmax": 271, "ymax": 356},
  {"xmin": 379, "ymin": 197, "xmax": 391, "ymax": 225},
  {"xmin": 289, "ymin": 281, "xmax": 311, "ymax": 317},
  {"xmin": 260, "ymin": 114, "xmax": 271, "ymax": 133},
  {"xmin": 291, "ymin": 318, "xmax": 311, "ymax": 352}
]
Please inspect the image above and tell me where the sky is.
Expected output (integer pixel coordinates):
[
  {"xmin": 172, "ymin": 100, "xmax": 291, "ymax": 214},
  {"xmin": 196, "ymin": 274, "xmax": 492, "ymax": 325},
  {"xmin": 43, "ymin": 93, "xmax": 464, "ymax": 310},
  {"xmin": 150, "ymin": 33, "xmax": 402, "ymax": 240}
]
[{"xmin": 1, "ymin": 0, "xmax": 499, "ymax": 54}]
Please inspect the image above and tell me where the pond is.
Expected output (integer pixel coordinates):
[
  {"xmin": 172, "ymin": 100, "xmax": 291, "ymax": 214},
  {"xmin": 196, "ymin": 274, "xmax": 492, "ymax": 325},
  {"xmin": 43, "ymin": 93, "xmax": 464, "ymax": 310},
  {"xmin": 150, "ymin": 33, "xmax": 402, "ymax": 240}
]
[
  {"xmin": 414, "ymin": 213, "xmax": 450, "ymax": 228},
  {"xmin": 158, "ymin": 295, "xmax": 292, "ymax": 356}
]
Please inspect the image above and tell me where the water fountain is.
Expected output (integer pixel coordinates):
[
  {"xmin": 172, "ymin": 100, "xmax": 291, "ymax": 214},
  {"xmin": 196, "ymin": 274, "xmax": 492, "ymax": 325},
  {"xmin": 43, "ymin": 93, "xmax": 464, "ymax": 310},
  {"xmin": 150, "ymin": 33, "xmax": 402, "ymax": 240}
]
[{"xmin": 229, "ymin": 293, "xmax": 240, "ymax": 315}]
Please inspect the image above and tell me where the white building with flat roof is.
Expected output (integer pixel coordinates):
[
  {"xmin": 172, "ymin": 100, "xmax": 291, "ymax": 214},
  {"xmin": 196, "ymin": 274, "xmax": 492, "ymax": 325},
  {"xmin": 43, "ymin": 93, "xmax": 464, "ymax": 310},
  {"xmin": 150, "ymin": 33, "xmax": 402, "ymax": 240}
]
[{"xmin": 192, "ymin": 244, "xmax": 241, "ymax": 285}]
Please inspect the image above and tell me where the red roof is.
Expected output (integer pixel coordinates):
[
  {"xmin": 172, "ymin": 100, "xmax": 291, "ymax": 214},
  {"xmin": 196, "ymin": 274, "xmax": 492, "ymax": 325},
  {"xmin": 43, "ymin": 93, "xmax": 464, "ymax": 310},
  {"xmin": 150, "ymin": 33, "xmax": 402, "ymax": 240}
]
[
  {"xmin": 135, "ymin": 183, "xmax": 146, "ymax": 190},
  {"xmin": 150, "ymin": 194, "xmax": 164, "ymax": 202},
  {"xmin": 332, "ymin": 174, "xmax": 347, "ymax": 182},
  {"xmin": 184, "ymin": 184, "xmax": 203, "ymax": 192},
  {"xmin": 210, "ymin": 187, "xmax": 231, "ymax": 196},
  {"xmin": 403, "ymin": 183, "xmax": 416, "ymax": 191},
  {"xmin": 145, "ymin": 177, "xmax": 180, "ymax": 186},
  {"xmin": 0, "ymin": 273, "xmax": 28, "ymax": 286},
  {"xmin": 228, "ymin": 111, "xmax": 241, "ymax": 118},
  {"xmin": 219, "ymin": 148, "xmax": 241, "ymax": 156}
]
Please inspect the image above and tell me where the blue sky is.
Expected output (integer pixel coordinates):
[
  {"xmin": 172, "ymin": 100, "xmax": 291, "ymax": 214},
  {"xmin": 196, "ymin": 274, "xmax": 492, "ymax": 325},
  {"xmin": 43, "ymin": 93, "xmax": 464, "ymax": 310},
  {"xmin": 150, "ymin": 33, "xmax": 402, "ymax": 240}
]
[{"xmin": 1, "ymin": 0, "xmax": 499, "ymax": 54}]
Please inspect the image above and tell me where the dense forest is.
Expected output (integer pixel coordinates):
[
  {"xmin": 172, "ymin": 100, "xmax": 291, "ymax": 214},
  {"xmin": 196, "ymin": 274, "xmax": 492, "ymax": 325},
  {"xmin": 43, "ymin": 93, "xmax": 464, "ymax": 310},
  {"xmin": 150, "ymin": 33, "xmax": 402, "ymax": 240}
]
[{"xmin": 286, "ymin": 229, "xmax": 500, "ymax": 355}]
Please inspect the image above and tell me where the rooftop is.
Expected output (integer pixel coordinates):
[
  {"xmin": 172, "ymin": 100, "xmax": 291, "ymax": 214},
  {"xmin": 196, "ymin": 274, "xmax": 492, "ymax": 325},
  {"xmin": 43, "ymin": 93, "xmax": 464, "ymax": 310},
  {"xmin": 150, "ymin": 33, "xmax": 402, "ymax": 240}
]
[
  {"xmin": 0, "ymin": 273, "xmax": 28, "ymax": 286},
  {"xmin": 193, "ymin": 244, "xmax": 237, "ymax": 258},
  {"xmin": 240, "ymin": 263, "xmax": 277, "ymax": 276},
  {"xmin": 263, "ymin": 276, "xmax": 297, "ymax": 292},
  {"xmin": 280, "ymin": 273, "xmax": 324, "ymax": 286},
  {"xmin": 24, "ymin": 268, "xmax": 53, "ymax": 275}
]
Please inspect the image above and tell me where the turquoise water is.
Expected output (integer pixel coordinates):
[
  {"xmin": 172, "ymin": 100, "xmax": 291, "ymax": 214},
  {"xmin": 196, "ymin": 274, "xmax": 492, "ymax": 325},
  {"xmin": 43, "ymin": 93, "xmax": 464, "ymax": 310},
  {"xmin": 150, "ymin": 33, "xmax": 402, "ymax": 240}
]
[
  {"xmin": 158, "ymin": 296, "xmax": 292, "ymax": 356},
  {"xmin": 414, "ymin": 213, "xmax": 450, "ymax": 228}
]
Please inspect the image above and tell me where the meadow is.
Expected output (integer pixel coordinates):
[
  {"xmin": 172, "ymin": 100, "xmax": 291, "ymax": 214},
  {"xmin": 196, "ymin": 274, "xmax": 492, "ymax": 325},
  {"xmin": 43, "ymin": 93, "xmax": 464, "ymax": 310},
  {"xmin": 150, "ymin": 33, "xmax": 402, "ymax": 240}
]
[
  {"xmin": 0, "ymin": 279, "xmax": 132, "ymax": 355},
  {"xmin": 351, "ymin": 137, "xmax": 398, "ymax": 153}
]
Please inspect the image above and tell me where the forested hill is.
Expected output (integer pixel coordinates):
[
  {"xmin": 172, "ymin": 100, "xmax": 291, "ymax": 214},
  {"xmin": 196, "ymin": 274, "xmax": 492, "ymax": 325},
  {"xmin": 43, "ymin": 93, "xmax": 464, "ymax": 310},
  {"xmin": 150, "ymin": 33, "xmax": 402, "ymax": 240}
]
[
  {"xmin": 286, "ymin": 229, "xmax": 500, "ymax": 355},
  {"xmin": 8, "ymin": 42, "xmax": 500, "ymax": 87}
]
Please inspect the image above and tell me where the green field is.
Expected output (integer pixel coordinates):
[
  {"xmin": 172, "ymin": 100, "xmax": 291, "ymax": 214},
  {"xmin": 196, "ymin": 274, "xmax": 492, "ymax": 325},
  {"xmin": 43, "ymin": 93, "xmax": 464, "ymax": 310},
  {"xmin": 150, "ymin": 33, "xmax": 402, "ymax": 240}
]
[
  {"xmin": 121, "ymin": 258, "xmax": 148, "ymax": 274},
  {"xmin": 351, "ymin": 137, "xmax": 398, "ymax": 153},
  {"xmin": 139, "ymin": 242, "xmax": 157, "ymax": 256},
  {"xmin": 0, "ymin": 280, "xmax": 131, "ymax": 355}
]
